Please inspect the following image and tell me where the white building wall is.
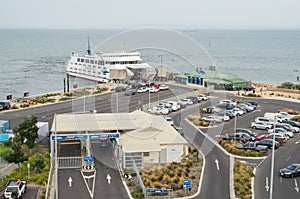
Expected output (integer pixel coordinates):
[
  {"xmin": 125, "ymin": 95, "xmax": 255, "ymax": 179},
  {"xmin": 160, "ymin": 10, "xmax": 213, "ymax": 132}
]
[
  {"xmin": 166, "ymin": 144, "xmax": 184, "ymax": 163},
  {"xmin": 143, "ymin": 151, "xmax": 159, "ymax": 164}
]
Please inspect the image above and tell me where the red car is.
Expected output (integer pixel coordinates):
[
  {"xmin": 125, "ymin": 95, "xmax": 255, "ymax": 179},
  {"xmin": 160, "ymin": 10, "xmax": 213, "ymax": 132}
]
[
  {"xmin": 256, "ymin": 133, "xmax": 271, "ymax": 141},
  {"xmin": 154, "ymin": 84, "xmax": 160, "ymax": 89}
]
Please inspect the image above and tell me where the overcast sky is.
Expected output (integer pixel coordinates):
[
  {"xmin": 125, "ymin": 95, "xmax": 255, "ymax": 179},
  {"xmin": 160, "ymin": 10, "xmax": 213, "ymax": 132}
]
[{"xmin": 1, "ymin": 0, "xmax": 300, "ymax": 29}]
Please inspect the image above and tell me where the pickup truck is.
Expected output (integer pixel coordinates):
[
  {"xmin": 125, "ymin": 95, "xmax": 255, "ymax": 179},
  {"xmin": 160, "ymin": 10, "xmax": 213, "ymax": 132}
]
[
  {"xmin": 218, "ymin": 133, "xmax": 255, "ymax": 143},
  {"xmin": 4, "ymin": 179, "xmax": 26, "ymax": 199},
  {"xmin": 235, "ymin": 141, "xmax": 268, "ymax": 153}
]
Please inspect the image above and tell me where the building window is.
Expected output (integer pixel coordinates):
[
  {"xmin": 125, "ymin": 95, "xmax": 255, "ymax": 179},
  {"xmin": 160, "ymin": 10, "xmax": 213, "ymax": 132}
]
[
  {"xmin": 81, "ymin": 59, "xmax": 84, "ymax": 63},
  {"xmin": 77, "ymin": 58, "xmax": 80, "ymax": 62},
  {"xmin": 86, "ymin": 59, "xmax": 89, "ymax": 63},
  {"xmin": 143, "ymin": 152, "xmax": 149, "ymax": 156}
]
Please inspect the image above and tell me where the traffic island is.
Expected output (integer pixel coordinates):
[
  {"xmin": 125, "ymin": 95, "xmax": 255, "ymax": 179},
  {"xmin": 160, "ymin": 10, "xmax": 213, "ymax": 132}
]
[
  {"xmin": 234, "ymin": 160, "xmax": 254, "ymax": 199},
  {"xmin": 218, "ymin": 140, "xmax": 265, "ymax": 157},
  {"xmin": 124, "ymin": 146, "xmax": 203, "ymax": 199}
]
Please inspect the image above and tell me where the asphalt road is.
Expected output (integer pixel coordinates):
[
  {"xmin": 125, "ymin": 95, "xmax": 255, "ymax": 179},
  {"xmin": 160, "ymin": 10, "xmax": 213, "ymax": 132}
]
[
  {"xmin": 172, "ymin": 100, "xmax": 231, "ymax": 199},
  {"xmin": 1, "ymin": 86, "xmax": 299, "ymax": 199}
]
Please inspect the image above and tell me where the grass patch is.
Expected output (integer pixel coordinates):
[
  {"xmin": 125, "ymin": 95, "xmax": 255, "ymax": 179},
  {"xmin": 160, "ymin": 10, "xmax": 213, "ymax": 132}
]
[
  {"xmin": 0, "ymin": 144, "xmax": 12, "ymax": 157},
  {"xmin": 234, "ymin": 160, "xmax": 254, "ymax": 199}
]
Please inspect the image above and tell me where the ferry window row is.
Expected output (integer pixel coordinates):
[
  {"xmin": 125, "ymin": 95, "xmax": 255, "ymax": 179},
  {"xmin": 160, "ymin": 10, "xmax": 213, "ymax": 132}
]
[{"xmin": 77, "ymin": 58, "xmax": 104, "ymax": 65}]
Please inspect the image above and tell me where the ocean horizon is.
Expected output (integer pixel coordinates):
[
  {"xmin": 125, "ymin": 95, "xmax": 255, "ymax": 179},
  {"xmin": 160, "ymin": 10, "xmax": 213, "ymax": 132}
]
[{"xmin": 0, "ymin": 28, "xmax": 299, "ymax": 99}]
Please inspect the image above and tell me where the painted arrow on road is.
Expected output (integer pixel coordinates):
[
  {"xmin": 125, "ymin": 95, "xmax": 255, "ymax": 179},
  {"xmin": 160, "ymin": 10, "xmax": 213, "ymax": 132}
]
[
  {"xmin": 68, "ymin": 177, "xmax": 73, "ymax": 187},
  {"xmin": 295, "ymin": 179, "xmax": 299, "ymax": 193},
  {"xmin": 107, "ymin": 174, "xmax": 111, "ymax": 184},
  {"xmin": 215, "ymin": 159, "xmax": 219, "ymax": 170},
  {"xmin": 295, "ymin": 139, "xmax": 300, "ymax": 145},
  {"xmin": 265, "ymin": 177, "xmax": 269, "ymax": 192}
]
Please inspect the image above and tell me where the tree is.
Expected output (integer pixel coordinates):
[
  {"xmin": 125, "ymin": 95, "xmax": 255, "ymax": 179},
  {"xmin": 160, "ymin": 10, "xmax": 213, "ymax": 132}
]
[
  {"xmin": 14, "ymin": 115, "xmax": 39, "ymax": 154},
  {"xmin": 4, "ymin": 134, "xmax": 28, "ymax": 172},
  {"xmin": 33, "ymin": 154, "xmax": 46, "ymax": 173}
]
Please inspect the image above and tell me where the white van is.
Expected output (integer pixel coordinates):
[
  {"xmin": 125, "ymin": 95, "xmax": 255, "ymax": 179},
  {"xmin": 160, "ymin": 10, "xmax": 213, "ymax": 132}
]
[
  {"xmin": 167, "ymin": 101, "xmax": 180, "ymax": 111},
  {"xmin": 264, "ymin": 112, "xmax": 288, "ymax": 122}
]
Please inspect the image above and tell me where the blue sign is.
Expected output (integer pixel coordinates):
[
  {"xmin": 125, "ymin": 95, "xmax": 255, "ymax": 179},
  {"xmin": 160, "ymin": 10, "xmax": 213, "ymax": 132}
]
[
  {"xmin": 89, "ymin": 135, "xmax": 101, "ymax": 140},
  {"xmin": 84, "ymin": 156, "xmax": 94, "ymax": 163},
  {"xmin": 51, "ymin": 136, "xmax": 67, "ymax": 141},
  {"xmin": 146, "ymin": 189, "xmax": 168, "ymax": 193},
  {"xmin": 74, "ymin": 135, "xmax": 87, "ymax": 140},
  {"xmin": 183, "ymin": 180, "xmax": 191, "ymax": 189},
  {"xmin": 108, "ymin": 134, "xmax": 119, "ymax": 138}
]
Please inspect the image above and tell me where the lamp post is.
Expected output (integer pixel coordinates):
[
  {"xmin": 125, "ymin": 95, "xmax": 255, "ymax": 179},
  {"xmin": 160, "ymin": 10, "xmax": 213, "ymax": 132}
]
[
  {"xmin": 269, "ymin": 116, "xmax": 277, "ymax": 199},
  {"xmin": 27, "ymin": 163, "xmax": 30, "ymax": 180}
]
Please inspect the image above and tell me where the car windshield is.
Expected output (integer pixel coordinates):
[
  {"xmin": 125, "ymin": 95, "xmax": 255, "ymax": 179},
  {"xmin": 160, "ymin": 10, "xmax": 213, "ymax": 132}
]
[
  {"xmin": 286, "ymin": 165, "xmax": 297, "ymax": 170},
  {"xmin": 6, "ymin": 187, "xmax": 18, "ymax": 192}
]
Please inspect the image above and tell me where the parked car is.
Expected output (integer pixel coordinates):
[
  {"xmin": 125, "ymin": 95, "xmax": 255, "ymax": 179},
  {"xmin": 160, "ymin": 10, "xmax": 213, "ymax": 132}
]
[
  {"xmin": 235, "ymin": 128, "xmax": 258, "ymax": 138},
  {"xmin": 257, "ymin": 139, "xmax": 280, "ymax": 149},
  {"xmin": 164, "ymin": 117, "xmax": 174, "ymax": 126},
  {"xmin": 256, "ymin": 133, "xmax": 272, "ymax": 141},
  {"xmin": 153, "ymin": 84, "xmax": 160, "ymax": 89},
  {"xmin": 115, "ymin": 86, "xmax": 126, "ymax": 92},
  {"xmin": 237, "ymin": 104, "xmax": 252, "ymax": 112},
  {"xmin": 186, "ymin": 96, "xmax": 198, "ymax": 104},
  {"xmin": 278, "ymin": 112, "xmax": 294, "ymax": 120},
  {"xmin": 235, "ymin": 141, "xmax": 268, "ymax": 153},
  {"xmin": 268, "ymin": 133, "xmax": 287, "ymax": 144},
  {"xmin": 124, "ymin": 89, "xmax": 136, "ymax": 96},
  {"xmin": 149, "ymin": 87, "xmax": 159, "ymax": 93},
  {"xmin": 274, "ymin": 123, "xmax": 299, "ymax": 133},
  {"xmin": 217, "ymin": 103, "xmax": 235, "ymax": 110},
  {"xmin": 180, "ymin": 98, "xmax": 193, "ymax": 105},
  {"xmin": 233, "ymin": 108, "xmax": 244, "ymax": 116},
  {"xmin": 283, "ymin": 120, "xmax": 300, "ymax": 128},
  {"xmin": 167, "ymin": 101, "xmax": 181, "ymax": 111},
  {"xmin": 255, "ymin": 117, "xmax": 274, "ymax": 123},
  {"xmin": 174, "ymin": 126, "xmax": 184, "ymax": 136},
  {"xmin": 4, "ymin": 179, "xmax": 27, "ymax": 199},
  {"xmin": 0, "ymin": 100, "xmax": 11, "ymax": 110},
  {"xmin": 264, "ymin": 112, "xmax": 288, "ymax": 122},
  {"xmin": 159, "ymin": 85, "xmax": 169, "ymax": 90},
  {"xmin": 219, "ymin": 99, "xmax": 236, "ymax": 106},
  {"xmin": 279, "ymin": 163, "xmax": 300, "ymax": 178},
  {"xmin": 219, "ymin": 133, "xmax": 255, "ymax": 143},
  {"xmin": 137, "ymin": 87, "xmax": 148, "ymax": 93},
  {"xmin": 270, "ymin": 128, "xmax": 294, "ymax": 138},
  {"xmin": 251, "ymin": 121, "xmax": 273, "ymax": 130},
  {"xmin": 197, "ymin": 94, "xmax": 208, "ymax": 101},
  {"xmin": 215, "ymin": 113, "xmax": 230, "ymax": 122},
  {"xmin": 201, "ymin": 115, "xmax": 222, "ymax": 123},
  {"xmin": 178, "ymin": 101, "xmax": 187, "ymax": 109},
  {"xmin": 201, "ymin": 106, "xmax": 221, "ymax": 114}
]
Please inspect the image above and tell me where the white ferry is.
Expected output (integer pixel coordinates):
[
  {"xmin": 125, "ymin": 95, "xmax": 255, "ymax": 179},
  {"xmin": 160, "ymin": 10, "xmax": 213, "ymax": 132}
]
[{"xmin": 66, "ymin": 39, "xmax": 156, "ymax": 84}]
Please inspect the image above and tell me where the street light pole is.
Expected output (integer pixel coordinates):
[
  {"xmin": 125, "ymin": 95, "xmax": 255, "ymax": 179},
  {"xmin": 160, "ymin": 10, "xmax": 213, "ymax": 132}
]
[{"xmin": 269, "ymin": 116, "xmax": 277, "ymax": 199}]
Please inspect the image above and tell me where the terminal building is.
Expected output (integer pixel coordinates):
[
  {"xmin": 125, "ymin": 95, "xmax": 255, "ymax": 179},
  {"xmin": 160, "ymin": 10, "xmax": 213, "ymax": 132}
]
[
  {"xmin": 174, "ymin": 66, "xmax": 250, "ymax": 91},
  {"xmin": 50, "ymin": 110, "xmax": 188, "ymax": 169}
]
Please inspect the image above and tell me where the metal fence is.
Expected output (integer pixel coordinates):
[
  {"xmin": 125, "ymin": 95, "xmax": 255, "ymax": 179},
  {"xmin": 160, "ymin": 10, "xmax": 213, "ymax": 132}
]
[{"xmin": 57, "ymin": 156, "xmax": 82, "ymax": 169}]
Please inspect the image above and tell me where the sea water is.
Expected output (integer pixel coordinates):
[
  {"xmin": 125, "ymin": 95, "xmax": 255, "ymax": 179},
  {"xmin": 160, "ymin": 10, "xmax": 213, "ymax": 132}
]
[{"xmin": 0, "ymin": 29, "xmax": 299, "ymax": 99}]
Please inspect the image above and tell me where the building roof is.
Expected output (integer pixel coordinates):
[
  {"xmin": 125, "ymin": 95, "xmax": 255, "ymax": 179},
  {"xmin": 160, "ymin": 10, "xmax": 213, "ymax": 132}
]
[{"xmin": 51, "ymin": 110, "xmax": 187, "ymax": 152}]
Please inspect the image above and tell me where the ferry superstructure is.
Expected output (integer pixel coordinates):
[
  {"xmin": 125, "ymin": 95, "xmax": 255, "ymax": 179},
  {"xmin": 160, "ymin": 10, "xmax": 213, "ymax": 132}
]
[{"xmin": 66, "ymin": 39, "xmax": 156, "ymax": 83}]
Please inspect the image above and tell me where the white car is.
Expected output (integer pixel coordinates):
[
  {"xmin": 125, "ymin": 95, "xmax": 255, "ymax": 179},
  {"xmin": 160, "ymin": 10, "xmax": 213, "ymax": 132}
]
[
  {"xmin": 164, "ymin": 117, "xmax": 174, "ymax": 126},
  {"xmin": 215, "ymin": 113, "xmax": 230, "ymax": 122},
  {"xmin": 159, "ymin": 85, "xmax": 169, "ymax": 90},
  {"xmin": 137, "ymin": 87, "xmax": 148, "ymax": 93},
  {"xmin": 233, "ymin": 108, "xmax": 244, "ymax": 116},
  {"xmin": 278, "ymin": 112, "xmax": 294, "ymax": 120},
  {"xmin": 197, "ymin": 94, "xmax": 208, "ymax": 101},
  {"xmin": 180, "ymin": 98, "xmax": 193, "ymax": 105},
  {"xmin": 149, "ymin": 87, "xmax": 159, "ymax": 93},
  {"xmin": 157, "ymin": 105, "xmax": 169, "ymax": 115},
  {"xmin": 270, "ymin": 128, "xmax": 294, "ymax": 138},
  {"xmin": 219, "ymin": 99, "xmax": 236, "ymax": 106}
]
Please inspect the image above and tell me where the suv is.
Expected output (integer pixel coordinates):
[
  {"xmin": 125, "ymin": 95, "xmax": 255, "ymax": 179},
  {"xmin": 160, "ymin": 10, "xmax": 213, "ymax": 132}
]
[{"xmin": 4, "ymin": 179, "xmax": 26, "ymax": 199}]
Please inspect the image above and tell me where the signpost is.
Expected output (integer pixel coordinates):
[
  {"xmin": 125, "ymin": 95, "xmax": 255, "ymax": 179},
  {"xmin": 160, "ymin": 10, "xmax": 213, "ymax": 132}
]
[{"xmin": 183, "ymin": 179, "xmax": 191, "ymax": 193}]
